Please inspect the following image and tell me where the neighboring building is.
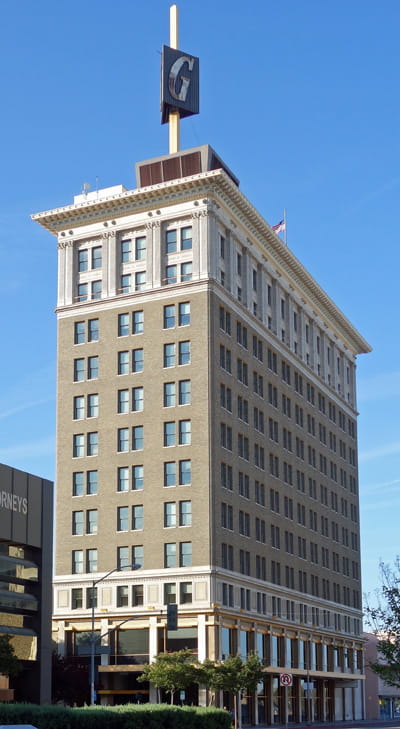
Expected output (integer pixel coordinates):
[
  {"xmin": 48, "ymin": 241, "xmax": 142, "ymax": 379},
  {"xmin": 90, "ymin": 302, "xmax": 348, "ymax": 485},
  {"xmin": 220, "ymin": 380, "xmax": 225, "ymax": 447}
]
[
  {"xmin": 0, "ymin": 463, "xmax": 53, "ymax": 703},
  {"xmin": 365, "ymin": 632, "xmax": 400, "ymax": 719},
  {"xmin": 33, "ymin": 143, "xmax": 370, "ymax": 723}
]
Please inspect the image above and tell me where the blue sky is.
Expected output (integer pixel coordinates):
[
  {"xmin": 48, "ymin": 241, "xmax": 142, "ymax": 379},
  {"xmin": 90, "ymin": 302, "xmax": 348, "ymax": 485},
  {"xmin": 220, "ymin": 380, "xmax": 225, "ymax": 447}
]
[{"xmin": 0, "ymin": 0, "xmax": 398, "ymax": 602}]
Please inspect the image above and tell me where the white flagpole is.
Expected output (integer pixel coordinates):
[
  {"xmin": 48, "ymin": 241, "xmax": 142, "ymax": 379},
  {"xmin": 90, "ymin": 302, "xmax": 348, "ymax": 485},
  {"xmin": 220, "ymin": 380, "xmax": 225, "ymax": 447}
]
[{"xmin": 283, "ymin": 208, "xmax": 287, "ymax": 245}]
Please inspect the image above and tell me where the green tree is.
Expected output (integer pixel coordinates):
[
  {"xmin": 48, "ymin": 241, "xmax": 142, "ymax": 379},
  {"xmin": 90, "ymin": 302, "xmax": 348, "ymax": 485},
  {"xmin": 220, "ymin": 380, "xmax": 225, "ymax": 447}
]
[
  {"xmin": 201, "ymin": 653, "xmax": 264, "ymax": 728},
  {"xmin": 0, "ymin": 634, "xmax": 20, "ymax": 679},
  {"xmin": 138, "ymin": 649, "xmax": 200, "ymax": 704},
  {"xmin": 365, "ymin": 558, "xmax": 400, "ymax": 687}
]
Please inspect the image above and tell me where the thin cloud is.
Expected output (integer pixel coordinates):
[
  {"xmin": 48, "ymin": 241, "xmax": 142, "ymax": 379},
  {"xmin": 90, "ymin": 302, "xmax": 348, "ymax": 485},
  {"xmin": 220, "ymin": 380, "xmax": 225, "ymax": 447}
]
[
  {"xmin": 361, "ymin": 478, "xmax": 400, "ymax": 494},
  {"xmin": 359, "ymin": 441, "xmax": 400, "ymax": 462},
  {"xmin": 0, "ymin": 397, "xmax": 53, "ymax": 421},
  {"xmin": 349, "ymin": 175, "xmax": 400, "ymax": 213}
]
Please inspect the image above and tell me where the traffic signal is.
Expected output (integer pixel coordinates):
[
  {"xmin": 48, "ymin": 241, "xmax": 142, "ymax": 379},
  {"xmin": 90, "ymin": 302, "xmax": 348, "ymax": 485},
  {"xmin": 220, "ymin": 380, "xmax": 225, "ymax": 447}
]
[{"xmin": 167, "ymin": 603, "xmax": 178, "ymax": 631}]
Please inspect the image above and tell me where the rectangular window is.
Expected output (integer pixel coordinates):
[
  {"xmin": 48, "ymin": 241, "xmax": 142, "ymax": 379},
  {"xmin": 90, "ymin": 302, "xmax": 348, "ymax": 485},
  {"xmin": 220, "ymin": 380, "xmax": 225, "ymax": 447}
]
[
  {"xmin": 164, "ymin": 582, "xmax": 176, "ymax": 604},
  {"xmin": 132, "ymin": 584, "xmax": 144, "ymax": 606},
  {"xmin": 120, "ymin": 273, "xmax": 131, "ymax": 293},
  {"xmin": 179, "ymin": 379, "xmax": 191, "ymax": 405},
  {"xmin": 86, "ymin": 509, "xmax": 98, "ymax": 535},
  {"xmin": 92, "ymin": 246, "xmax": 102, "ymax": 269},
  {"xmin": 164, "ymin": 382, "xmax": 176, "ymax": 407},
  {"xmin": 132, "ymin": 545, "xmax": 144, "ymax": 568},
  {"xmin": 118, "ymin": 466, "xmax": 129, "ymax": 492},
  {"xmin": 86, "ymin": 548, "xmax": 97, "ymax": 573},
  {"xmin": 164, "ymin": 422, "xmax": 176, "ymax": 447},
  {"xmin": 166, "ymin": 229, "xmax": 177, "ymax": 254},
  {"xmin": 135, "ymin": 236, "xmax": 146, "ymax": 260},
  {"xmin": 179, "ymin": 341, "xmax": 190, "ymax": 365},
  {"xmin": 74, "ymin": 321, "xmax": 85, "ymax": 344},
  {"xmin": 133, "ymin": 465, "xmax": 144, "ymax": 490},
  {"xmin": 73, "ymin": 472, "xmax": 84, "ymax": 497},
  {"xmin": 72, "ymin": 550, "xmax": 83, "ymax": 574},
  {"xmin": 87, "ymin": 470, "xmax": 98, "ymax": 495},
  {"xmin": 118, "ymin": 351, "xmax": 129, "ymax": 375},
  {"xmin": 88, "ymin": 356, "xmax": 98, "ymax": 379},
  {"xmin": 179, "ymin": 541, "xmax": 192, "ymax": 567},
  {"xmin": 178, "ymin": 302, "xmax": 190, "ymax": 326},
  {"xmin": 121, "ymin": 239, "xmax": 132, "ymax": 262},
  {"xmin": 179, "ymin": 459, "xmax": 191, "ymax": 485},
  {"xmin": 73, "ymin": 395, "xmax": 85, "ymax": 420},
  {"xmin": 73, "ymin": 434, "xmax": 84, "ymax": 458},
  {"xmin": 77, "ymin": 282, "xmax": 88, "ymax": 302},
  {"xmin": 72, "ymin": 511, "xmax": 84, "ymax": 535},
  {"xmin": 132, "ymin": 386, "xmax": 144, "ymax": 411},
  {"xmin": 179, "ymin": 500, "xmax": 192, "ymax": 526},
  {"xmin": 118, "ymin": 428, "xmax": 129, "ymax": 452},
  {"xmin": 179, "ymin": 420, "xmax": 191, "ymax": 445},
  {"xmin": 71, "ymin": 587, "xmax": 83, "ymax": 610},
  {"xmin": 132, "ymin": 348, "xmax": 144, "ymax": 373},
  {"xmin": 132, "ymin": 310, "xmax": 144, "ymax": 334},
  {"xmin": 132, "ymin": 425, "xmax": 144, "ymax": 450},
  {"xmin": 180, "ymin": 582, "xmax": 192, "ymax": 604},
  {"xmin": 117, "ymin": 506, "xmax": 129, "ymax": 531},
  {"xmin": 166, "ymin": 264, "xmax": 177, "ymax": 284},
  {"xmin": 181, "ymin": 227, "xmax": 192, "ymax": 250},
  {"xmin": 87, "ymin": 393, "xmax": 99, "ymax": 418},
  {"xmin": 87, "ymin": 431, "xmax": 98, "ymax": 456},
  {"xmin": 164, "ymin": 304, "xmax": 175, "ymax": 329},
  {"xmin": 87, "ymin": 318, "xmax": 98, "ymax": 342},
  {"xmin": 78, "ymin": 249, "xmax": 88, "ymax": 272},
  {"xmin": 91, "ymin": 280, "xmax": 102, "ymax": 299},
  {"xmin": 132, "ymin": 504, "xmax": 144, "ymax": 530},
  {"xmin": 74, "ymin": 358, "xmax": 85, "ymax": 382},
  {"xmin": 181, "ymin": 262, "xmax": 192, "ymax": 281},
  {"xmin": 164, "ymin": 461, "xmax": 176, "ymax": 487},
  {"xmin": 135, "ymin": 271, "xmax": 146, "ymax": 291},
  {"xmin": 117, "ymin": 585, "xmax": 129, "ymax": 607},
  {"xmin": 164, "ymin": 502, "xmax": 177, "ymax": 527},
  {"xmin": 118, "ymin": 313, "xmax": 129, "ymax": 337},
  {"xmin": 164, "ymin": 543, "xmax": 177, "ymax": 568},
  {"xmin": 164, "ymin": 343, "xmax": 176, "ymax": 368},
  {"xmin": 118, "ymin": 389, "xmax": 129, "ymax": 414}
]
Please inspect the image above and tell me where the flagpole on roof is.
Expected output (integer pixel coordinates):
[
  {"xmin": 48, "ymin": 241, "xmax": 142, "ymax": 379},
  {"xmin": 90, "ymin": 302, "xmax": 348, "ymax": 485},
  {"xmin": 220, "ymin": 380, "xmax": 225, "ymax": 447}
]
[{"xmin": 283, "ymin": 208, "xmax": 287, "ymax": 246}]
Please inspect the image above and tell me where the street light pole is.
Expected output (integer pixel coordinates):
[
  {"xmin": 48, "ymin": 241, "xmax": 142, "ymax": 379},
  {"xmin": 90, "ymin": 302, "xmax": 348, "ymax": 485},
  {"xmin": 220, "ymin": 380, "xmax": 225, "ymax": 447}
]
[{"xmin": 89, "ymin": 563, "xmax": 141, "ymax": 706}]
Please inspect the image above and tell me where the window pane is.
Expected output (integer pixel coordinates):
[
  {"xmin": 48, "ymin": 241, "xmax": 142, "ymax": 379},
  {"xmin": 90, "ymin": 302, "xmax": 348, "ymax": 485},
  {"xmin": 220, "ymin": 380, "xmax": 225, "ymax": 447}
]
[
  {"xmin": 74, "ymin": 359, "xmax": 85, "ymax": 382},
  {"xmin": 88, "ymin": 319, "xmax": 99, "ymax": 341},
  {"xmin": 72, "ymin": 550, "xmax": 83, "ymax": 574},
  {"xmin": 164, "ymin": 422, "xmax": 176, "ymax": 447},
  {"xmin": 181, "ymin": 262, "xmax": 192, "ymax": 282},
  {"xmin": 87, "ymin": 549, "xmax": 97, "ymax": 572},
  {"xmin": 164, "ymin": 502, "xmax": 176, "ymax": 528},
  {"xmin": 72, "ymin": 511, "xmax": 84, "ymax": 535},
  {"xmin": 73, "ymin": 472, "xmax": 84, "ymax": 496},
  {"xmin": 118, "ymin": 351, "xmax": 129, "ymax": 375},
  {"xmin": 87, "ymin": 471, "xmax": 98, "ymax": 495},
  {"xmin": 179, "ymin": 542, "xmax": 192, "ymax": 567},
  {"xmin": 74, "ymin": 321, "xmax": 85, "ymax": 344},
  {"xmin": 117, "ymin": 506, "xmax": 129, "ymax": 531},
  {"xmin": 135, "ymin": 236, "xmax": 146, "ymax": 260},
  {"xmin": 181, "ymin": 227, "xmax": 192, "ymax": 250},
  {"xmin": 164, "ymin": 582, "xmax": 176, "ymax": 604},
  {"xmin": 179, "ymin": 420, "xmax": 191, "ymax": 445},
  {"xmin": 132, "ymin": 387, "xmax": 144, "ymax": 412},
  {"xmin": 180, "ymin": 582, "xmax": 192, "ymax": 604},
  {"xmin": 117, "ymin": 585, "xmax": 129, "ymax": 607},
  {"xmin": 132, "ymin": 348, "xmax": 144, "ymax": 373},
  {"xmin": 135, "ymin": 271, "xmax": 146, "ymax": 291},
  {"xmin": 121, "ymin": 274, "xmax": 131, "ymax": 293},
  {"xmin": 179, "ymin": 501, "xmax": 192, "ymax": 526},
  {"xmin": 117, "ymin": 546, "xmax": 129, "ymax": 570},
  {"xmin": 87, "ymin": 393, "xmax": 99, "ymax": 418},
  {"xmin": 121, "ymin": 240, "xmax": 132, "ymax": 262},
  {"xmin": 132, "ymin": 505, "xmax": 144, "ymax": 530},
  {"xmin": 118, "ymin": 389, "xmax": 129, "ymax": 414},
  {"xmin": 179, "ymin": 380, "xmax": 191, "ymax": 405},
  {"xmin": 118, "ymin": 428, "xmax": 129, "ymax": 452},
  {"xmin": 87, "ymin": 432, "xmax": 98, "ymax": 456},
  {"xmin": 164, "ymin": 543, "xmax": 177, "ymax": 568},
  {"xmin": 164, "ymin": 382, "xmax": 176, "ymax": 407},
  {"xmin": 91, "ymin": 280, "xmax": 102, "ymax": 299},
  {"xmin": 88, "ymin": 356, "xmax": 98, "ymax": 379},
  {"xmin": 133, "ymin": 465, "xmax": 144, "ymax": 490},
  {"xmin": 87, "ymin": 509, "xmax": 98, "ymax": 534},
  {"xmin": 133, "ymin": 310, "xmax": 144, "ymax": 334},
  {"xmin": 73, "ymin": 396, "xmax": 84, "ymax": 420},
  {"xmin": 166, "ymin": 229, "xmax": 177, "ymax": 254},
  {"xmin": 92, "ymin": 246, "xmax": 102, "ymax": 269},
  {"xmin": 164, "ymin": 305, "xmax": 175, "ymax": 329},
  {"xmin": 73, "ymin": 434, "xmax": 84, "ymax": 458},
  {"xmin": 164, "ymin": 461, "xmax": 176, "ymax": 487},
  {"xmin": 118, "ymin": 313, "xmax": 129, "ymax": 337},
  {"xmin": 178, "ymin": 341, "xmax": 190, "ymax": 365},
  {"xmin": 132, "ymin": 584, "xmax": 144, "ymax": 606},
  {"xmin": 166, "ymin": 265, "xmax": 177, "ymax": 284},
  {"xmin": 179, "ymin": 460, "xmax": 191, "ymax": 485},
  {"xmin": 118, "ymin": 466, "xmax": 129, "ymax": 492},
  {"xmin": 78, "ymin": 249, "xmax": 88, "ymax": 272},
  {"xmin": 132, "ymin": 425, "xmax": 144, "ymax": 450},
  {"xmin": 178, "ymin": 302, "xmax": 190, "ymax": 326},
  {"xmin": 132, "ymin": 545, "xmax": 143, "ymax": 567},
  {"xmin": 164, "ymin": 343, "xmax": 175, "ymax": 367},
  {"xmin": 78, "ymin": 283, "xmax": 88, "ymax": 301}
]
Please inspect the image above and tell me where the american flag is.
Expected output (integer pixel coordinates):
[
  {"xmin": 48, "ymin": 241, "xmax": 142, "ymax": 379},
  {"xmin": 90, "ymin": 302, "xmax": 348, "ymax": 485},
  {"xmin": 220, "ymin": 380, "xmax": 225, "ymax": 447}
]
[{"xmin": 272, "ymin": 219, "xmax": 286, "ymax": 235}]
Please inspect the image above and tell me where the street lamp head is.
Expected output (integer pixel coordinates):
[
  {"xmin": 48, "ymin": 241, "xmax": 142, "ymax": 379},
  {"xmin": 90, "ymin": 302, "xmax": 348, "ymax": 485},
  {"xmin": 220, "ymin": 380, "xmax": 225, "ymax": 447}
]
[{"xmin": 127, "ymin": 563, "xmax": 141, "ymax": 571}]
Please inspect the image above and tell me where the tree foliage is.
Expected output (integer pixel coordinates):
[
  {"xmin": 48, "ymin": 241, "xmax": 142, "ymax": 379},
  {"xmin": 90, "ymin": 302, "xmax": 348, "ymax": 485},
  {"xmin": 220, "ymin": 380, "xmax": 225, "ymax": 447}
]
[
  {"xmin": 138, "ymin": 649, "xmax": 200, "ymax": 703},
  {"xmin": 52, "ymin": 652, "xmax": 89, "ymax": 705},
  {"xmin": 0, "ymin": 634, "xmax": 20, "ymax": 679},
  {"xmin": 200, "ymin": 653, "xmax": 264, "ymax": 728},
  {"xmin": 365, "ymin": 558, "xmax": 400, "ymax": 688}
]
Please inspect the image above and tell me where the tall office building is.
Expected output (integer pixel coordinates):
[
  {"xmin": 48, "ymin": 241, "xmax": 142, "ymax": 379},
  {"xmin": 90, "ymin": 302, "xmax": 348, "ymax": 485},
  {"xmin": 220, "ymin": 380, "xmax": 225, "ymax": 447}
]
[{"xmin": 33, "ymin": 141, "xmax": 370, "ymax": 721}]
